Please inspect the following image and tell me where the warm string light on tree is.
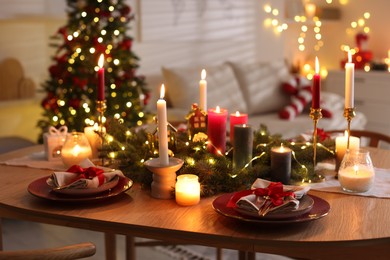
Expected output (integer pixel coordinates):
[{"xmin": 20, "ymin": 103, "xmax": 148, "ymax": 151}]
[{"xmin": 38, "ymin": 0, "xmax": 149, "ymax": 141}]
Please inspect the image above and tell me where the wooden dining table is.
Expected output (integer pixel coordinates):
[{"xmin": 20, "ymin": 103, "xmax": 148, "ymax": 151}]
[{"xmin": 1, "ymin": 145, "xmax": 390, "ymax": 260}]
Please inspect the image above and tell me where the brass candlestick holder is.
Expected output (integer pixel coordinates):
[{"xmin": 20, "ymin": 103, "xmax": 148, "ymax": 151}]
[
  {"xmin": 309, "ymin": 107, "xmax": 325, "ymax": 182},
  {"xmin": 310, "ymin": 107, "xmax": 323, "ymax": 168},
  {"xmin": 343, "ymin": 107, "xmax": 356, "ymax": 149},
  {"xmin": 97, "ymin": 100, "xmax": 107, "ymax": 166},
  {"xmin": 335, "ymin": 107, "xmax": 356, "ymax": 178}
]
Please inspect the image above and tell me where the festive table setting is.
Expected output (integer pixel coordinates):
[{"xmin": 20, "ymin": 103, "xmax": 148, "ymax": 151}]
[
  {"xmin": 1, "ymin": 52, "xmax": 390, "ymax": 225},
  {"xmin": 2, "ymin": 51, "xmax": 390, "ymax": 259}
]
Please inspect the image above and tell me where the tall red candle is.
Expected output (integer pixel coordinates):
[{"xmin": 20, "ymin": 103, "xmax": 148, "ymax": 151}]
[
  {"xmin": 312, "ymin": 56, "xmax": 321, "ymax": 109},
  {"xmin": 97, "ymin": 54, "xmax": 105, "ymax": 101},
  {"xmin": 207, "ymin": 106, "xmax": 228, "ymax": 155},
  {"xmin": 229, "ymin": 111, "xmax": 248, "ymax": 145}
]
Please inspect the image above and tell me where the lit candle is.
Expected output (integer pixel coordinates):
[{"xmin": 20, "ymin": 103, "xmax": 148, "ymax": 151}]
[
  {"xmin": 61, "ymin": 133, "xmax": 92, "ymax": 167},
  {"xmin": 207, "ymin": 106, "xmax": 228, "ymax": 155},
  {"xmin": 271, "ymin": 144, "xmax": 292, "ymax": 184},
  {"xmin": 335, "ymin": 131, "xmax": 360, "ymax": 171},
  {"xmin": 175, "ymin": 174, "xmax": 200, "ymax": 206},
  {"xmin": 339, "ymin": 164, "xmax": 374, "ymax": 192},
  {"xmin": 345, "ymin": 50, "xmax": 355, "ymax": 108},
  {"xmin": 233, "ymin": 124, "xmax": 253, "ymax": 170},
  {"xmin": 312, "ymin": 56, "xmax": 321, "ymax": 109},
  {"xmin": 199, "ymin": 69, "xmax": 207, "ymax": 111},
  {"xmin": 84, "ymin": 123, "xmax": 106, "ymax": 159},
  {"xmin": 229, "ymin": 111, "xmax": 248, "ymax": 145},
  {"xmin": 97, "ymin": 54, "xmax": 105, "ymax": 101},
  {"xmin": 157, "ymin": 84, "xmax": 169, "ymax": 166},
  {"xmin": 305, "ymin": 3, "xmax": 316, "ymax": 18}
]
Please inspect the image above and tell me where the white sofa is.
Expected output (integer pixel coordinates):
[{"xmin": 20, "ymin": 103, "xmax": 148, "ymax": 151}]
[{"xmin": 156, "ymin": 60, "xmax": 367, "ymax": 139}]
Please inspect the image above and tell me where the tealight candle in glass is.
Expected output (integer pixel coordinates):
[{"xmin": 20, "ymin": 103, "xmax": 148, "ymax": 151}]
[
  {"xmin": 61, "ymin": 132, "xmax": 92, "ymax": 168},
  {"xmin": 175, "ymin": 174, "xmax": 200, "ymax": 206},
  {"xmin": 338, "ymin": 149, "xmax": 375, "ymax": 193}
]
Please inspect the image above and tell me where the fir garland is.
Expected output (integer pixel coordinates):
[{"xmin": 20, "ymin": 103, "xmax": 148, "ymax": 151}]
[{"xmin": 101, "ymin": 120, "xmax": 335, "ymax": 197}]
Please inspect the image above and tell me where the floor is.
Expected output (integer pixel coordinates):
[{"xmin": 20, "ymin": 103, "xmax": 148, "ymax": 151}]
[{"xmin": 2, "ymin": 218, "xmax": 293, "ymax": 260}]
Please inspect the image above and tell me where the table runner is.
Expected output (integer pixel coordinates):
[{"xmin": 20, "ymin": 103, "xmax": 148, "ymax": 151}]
[
  {"xmin": 1, "ymin": 150, "xmax": 66, "ymax": 171},
  {"xmin": 2, "ymin": 152, "xmax": 390, "ymax": 198},
  {"xmin": 309, "ymin": 162, "xmax": 390, "ymax": 198}
]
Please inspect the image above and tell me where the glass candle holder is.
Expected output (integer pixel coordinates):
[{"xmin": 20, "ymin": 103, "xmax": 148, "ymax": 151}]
[
  {"xmin": 175, "ymin": 174, "xmax": 200, "ymax": 206},
  {"xmin": 61, "ymin": 132, "xmax": 92, "ymax": 168},
  {"xmin": 338, "ymin": 149, "xmax": 375, "ymax": 193}
]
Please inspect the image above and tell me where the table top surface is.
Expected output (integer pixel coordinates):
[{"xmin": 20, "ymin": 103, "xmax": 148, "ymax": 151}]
[{"xmin": 1, "ymin": 146, "xmax": 390, "ymax": 259}]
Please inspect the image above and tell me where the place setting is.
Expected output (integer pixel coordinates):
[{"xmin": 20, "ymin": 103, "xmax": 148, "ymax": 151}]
[
  {"xmin": 26, "ymin": 128, "xmax": 133, "ymax": 202},
  {"xmin": 212, "ymin": 178, "xmax": 330, "ymax": 225},
  {"xmin": 27, "ymin": 159, "xmax": 133, "ymax": 202}
]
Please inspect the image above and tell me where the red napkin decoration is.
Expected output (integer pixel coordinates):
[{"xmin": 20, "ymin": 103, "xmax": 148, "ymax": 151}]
[
  {"xmin": 66, "ymin": 165, "xmax": 105, "ymax": 186},
  {"xmin": 227, "ymin": 182, "xmax": 295, "ymax": 208}
]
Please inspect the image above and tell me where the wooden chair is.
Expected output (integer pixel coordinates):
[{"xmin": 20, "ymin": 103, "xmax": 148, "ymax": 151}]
[
  {"xmin": 0, "ymin": 242, "xmax": 96, "ymax": 260},
  {"xmin": 328, "ymin": 130, "xmax": 390, "ymax": 148}
]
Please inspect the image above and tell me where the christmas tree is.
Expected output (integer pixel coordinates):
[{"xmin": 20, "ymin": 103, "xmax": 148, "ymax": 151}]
[{"xmin": 38, "ymin": 0, "xmax": 149, "ymax": 140}]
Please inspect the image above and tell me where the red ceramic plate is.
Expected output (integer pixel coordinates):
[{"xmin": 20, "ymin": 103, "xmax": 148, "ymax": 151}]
[
  {"xmin": 28, "ymin": 176, "xmax": 133, "ymax": 202},
  {"xmin": 233, "ymin": 195, "xmax": 314, "ymax": 220},
  {"xmin": 213, "ymin": 193, "xmax": 330, "ymax": 224}
]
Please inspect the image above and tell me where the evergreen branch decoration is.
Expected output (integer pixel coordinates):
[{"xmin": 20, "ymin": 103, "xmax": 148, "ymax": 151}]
[{"xmin": 101, "ymin": 121, "xmax": 335, "ymax": 197}]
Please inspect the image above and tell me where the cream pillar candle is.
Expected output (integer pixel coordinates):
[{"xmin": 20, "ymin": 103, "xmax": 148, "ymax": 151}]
[
  {"xmin": 84, "ymin": 123, "xmax": 105, "ymax": 159},
  {"xmin": 175, "ymin": 174, "xmax": 200, "ymax": 206},
  {"xmin": 335, "ymin": 131, "xmax": 360, "ymax": 171},
  {"xmin": 157, "ymin": 84, "xmax": 169, "ymax": 166},
  {"xmin": 199, "ymin": 69, "xmax": 207, "ymax": 111}
]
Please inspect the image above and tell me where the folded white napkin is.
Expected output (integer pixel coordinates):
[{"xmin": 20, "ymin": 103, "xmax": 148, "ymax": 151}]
[
  {"xmin": 235, "ymin": 179, "xmax": 311, "ymax": 216},
  {"xmin": 251, "ymin": 178, "xmax": 310, "ymax": 199},
  {"xmin": 47, "ymin": 159, "xmax": 124, "ymax": 189}
]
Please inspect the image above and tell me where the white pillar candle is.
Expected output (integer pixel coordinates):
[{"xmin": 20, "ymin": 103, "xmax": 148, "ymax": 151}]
[
  {"xmin": 175, "ymin": 174, "xmax": 200, "ymax": 206},
  {"xmin": 345, "ymin": 50, "xmax": 355, "ymax": 108},
  {"xmin": 157, "ymin": 84, "xmax": 169, "ymax": 166},
  {"xmin": 339, "ymin": 165, "xmax": 374, "ymax": 192},
  {"xmin": 199, "ymin": 69, "xmax": 207, "ymax": 111},
  {"xmin": 335, "ymin": 131, "xmax": 360, "ymax": 171}
]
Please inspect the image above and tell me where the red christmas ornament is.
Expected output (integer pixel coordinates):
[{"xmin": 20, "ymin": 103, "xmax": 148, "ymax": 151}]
[
  {"xmin": 68, "ymin": 98, "xmax": 81, "ymax": 109},
  {"xmin": 120, "ymin": 6, "xmax": 131, "ymax": 16}
]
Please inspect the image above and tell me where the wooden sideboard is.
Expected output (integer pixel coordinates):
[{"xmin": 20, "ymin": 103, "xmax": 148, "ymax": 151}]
[{"xmin": 325, "ymin": 70, "xmax": 390, "ymax": 135}]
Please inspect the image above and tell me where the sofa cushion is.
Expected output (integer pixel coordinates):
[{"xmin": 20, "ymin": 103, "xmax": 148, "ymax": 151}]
[
  {"xmin": 162, "ymin": 63, "xmax": 248, "ymax": 113},
  {"xmin": 228, "ymin": 60, "xmax": 291, "ymax": 115}
]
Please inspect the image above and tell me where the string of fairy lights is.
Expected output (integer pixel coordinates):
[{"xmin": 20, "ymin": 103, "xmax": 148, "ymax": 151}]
[
  {"xmin": 100, "ymin": 121, "xmax": 335, "ymax": 196},
  {"xmin": 262, "ymin": 1, "xmax": 372, "ymax": 77}
]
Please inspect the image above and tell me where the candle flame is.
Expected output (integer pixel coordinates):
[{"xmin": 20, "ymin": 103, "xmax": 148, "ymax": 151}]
[
  {"xmin": 280, "ymin": 143, "xmax": 284, "ymax": 152},
  {"xmin": 72, "ymin": 144, "xmax": 81, "ymax": 157},
  {"xmin": 344, "ymin": 130, "xmax": 349, "ymax": 138},
  {"xmin": 354, "ymin": 165, "xmax": 359, "ymax": 175},
  {"xmin": 160, "ymin": 84, "xmax": 165, "ymax": 99},
  {"xmin": 98, "ymin": 54, "xmax": 104, "ymax": 68},
  {"xmin": 216, "ymin": 106, "xmax": 220, "ymax": 113},
  {"xmin": 201, "ymin": 69, "xmax": 206, "ymax": 80},
  {"xmin": 235, "ymin": 111, "xmax": 240, "ymax": 116},
  {"xmin": 315, "ymin": 56, "xmax": 319, "ymax": 74},
  {"xmin": 348, "ymin": 50, "xmax": 352, "ymax": 63}
]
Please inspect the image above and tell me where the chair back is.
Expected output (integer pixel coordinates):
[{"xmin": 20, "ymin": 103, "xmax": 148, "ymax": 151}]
[{"xmin": 0, "ymin": 242, "xmax": 96, "ymax": 260}]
